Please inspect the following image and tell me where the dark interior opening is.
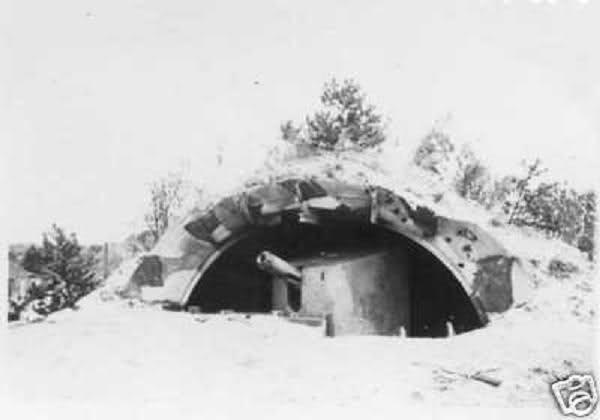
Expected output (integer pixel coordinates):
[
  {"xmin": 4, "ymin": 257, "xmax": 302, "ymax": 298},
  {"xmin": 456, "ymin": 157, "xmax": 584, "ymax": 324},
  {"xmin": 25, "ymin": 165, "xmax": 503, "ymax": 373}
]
[
  {"xmin": 408, "ymin": 244, "xmax": 482, "ymax": 336},
  {"xmin": 186, "ymin": 219, "xmax": 484, "ymax": 336},
  {"xmin": 287, "ymin": 284, "xmax": 302, "ymax": 312}
]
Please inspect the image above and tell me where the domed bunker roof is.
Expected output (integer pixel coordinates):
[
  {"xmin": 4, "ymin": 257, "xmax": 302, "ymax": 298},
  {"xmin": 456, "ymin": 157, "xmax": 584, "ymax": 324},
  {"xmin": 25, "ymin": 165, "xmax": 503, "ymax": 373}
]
[{"xmin": 122, "ymin": 174, "xmax": 529, "ymax": 337}]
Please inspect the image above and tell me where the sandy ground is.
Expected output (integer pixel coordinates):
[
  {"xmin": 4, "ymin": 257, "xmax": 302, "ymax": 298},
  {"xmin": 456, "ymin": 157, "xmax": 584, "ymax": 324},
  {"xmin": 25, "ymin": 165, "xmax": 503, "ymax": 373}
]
[
  {"xmin": 1, "ymin": 217, "xmax": 597, "ymax": 420},
  {"xmin": 2, "ymin": 270, "xmax": 596, "ymax": 420}
]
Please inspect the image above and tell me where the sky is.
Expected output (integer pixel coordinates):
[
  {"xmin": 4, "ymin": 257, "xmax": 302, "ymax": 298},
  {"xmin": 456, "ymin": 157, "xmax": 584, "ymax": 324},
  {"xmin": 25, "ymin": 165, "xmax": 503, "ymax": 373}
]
[{"xmin": 2, "ymin": 0, "xmax": 599, "ymax": 244}]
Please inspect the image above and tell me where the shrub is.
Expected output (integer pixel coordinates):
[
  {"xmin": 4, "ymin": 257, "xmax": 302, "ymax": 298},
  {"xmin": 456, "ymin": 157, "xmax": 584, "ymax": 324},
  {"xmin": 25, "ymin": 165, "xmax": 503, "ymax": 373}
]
[
  {"xmin": 413, "ymin": 128, "xmax": 596, "ymax": 258},
  {"xmin": 504, "ymin": 159, "xmax": 546, "ymax": 225},
  {"xmin": 453, "ymin": 144, "xmax": 491, "ymax": 206},
  {"xmin": 511, "ymin": 183, "xmax": 595, "ymax": 252},
  {"xmin": 413, "ymin": 129, "xmax": 492, "ymax": 206},
  {"xmin": 413, "ymin": 129, "xmax": 455, "ymax": 176}
]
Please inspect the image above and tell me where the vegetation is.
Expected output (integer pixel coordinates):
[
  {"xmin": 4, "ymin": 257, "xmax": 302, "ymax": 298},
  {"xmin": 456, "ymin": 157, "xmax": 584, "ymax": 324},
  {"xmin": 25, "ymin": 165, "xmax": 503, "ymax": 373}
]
[
  {"xmin": 281, "ymin": 77, "xmax": 596, "ymax": 260},
  {"xmin": 281, "ymin": 78, "xmax": 386, "ymax": 152},
  {"xmin": 10, "ymin": 224, "xmax": 100, "ymax": 320},
  {"xmin": 413, "ymin": 129, "xmax": 596, "ymax": 259},
  {"xmin": 504, "ymin": 159, "xmax": 547, "ymax": 225},
  {"xmin": 453, "ymin": 145, "xmax": 490, "ymax": 205},
  {"xmin": 7, "ymin": 78, "xmax": 595, "ymax": 322},
  {"xmin": 513, "ymin": 184, "xmax": 595, "ymax": 258},
  {"xmin": 125, "ymin": 229, "xmax": 156, "ymax": 255},
  {"xmin": 144, "ymin": 172, "xmax": 185, "ymax": 241},
  {"xmin": 413, "ymin": 129, "xmax": 456, "ymax": 175}
]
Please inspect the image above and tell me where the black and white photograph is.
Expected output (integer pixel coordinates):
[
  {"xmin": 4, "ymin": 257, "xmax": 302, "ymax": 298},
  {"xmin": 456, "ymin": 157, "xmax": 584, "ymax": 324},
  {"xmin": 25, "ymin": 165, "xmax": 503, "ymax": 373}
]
[{"xmin": 2, "ymin": 1, "xmax": 598, "ymax": 419}]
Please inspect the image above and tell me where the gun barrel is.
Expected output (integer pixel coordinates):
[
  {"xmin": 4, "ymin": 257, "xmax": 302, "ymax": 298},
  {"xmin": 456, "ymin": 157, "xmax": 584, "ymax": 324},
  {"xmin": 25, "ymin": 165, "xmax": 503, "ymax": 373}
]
[{"xmin": 256, "ymin": 251, "xmax": 301, "ymax": 280}]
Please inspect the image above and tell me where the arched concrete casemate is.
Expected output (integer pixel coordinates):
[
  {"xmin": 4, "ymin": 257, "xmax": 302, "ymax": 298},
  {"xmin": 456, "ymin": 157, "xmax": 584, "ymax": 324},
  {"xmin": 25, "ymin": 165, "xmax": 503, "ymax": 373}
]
[{"xmin": 121, "ymin": 175, "xmax": 529, "ymax": 337}]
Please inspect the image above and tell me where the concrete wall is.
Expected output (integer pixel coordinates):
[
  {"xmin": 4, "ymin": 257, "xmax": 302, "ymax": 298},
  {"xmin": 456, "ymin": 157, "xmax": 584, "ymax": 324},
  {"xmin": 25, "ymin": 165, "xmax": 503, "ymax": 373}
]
[{"xmin": 294, "ymin": 249, "xmax": 411, "ymax": 335}]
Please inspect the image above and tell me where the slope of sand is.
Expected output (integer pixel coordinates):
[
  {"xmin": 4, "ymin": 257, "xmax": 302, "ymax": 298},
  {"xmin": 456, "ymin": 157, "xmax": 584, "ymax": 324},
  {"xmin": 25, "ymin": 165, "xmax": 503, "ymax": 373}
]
[{"xmin": 2, "ymin": 238, "xmax": 595, "ymax": 420}]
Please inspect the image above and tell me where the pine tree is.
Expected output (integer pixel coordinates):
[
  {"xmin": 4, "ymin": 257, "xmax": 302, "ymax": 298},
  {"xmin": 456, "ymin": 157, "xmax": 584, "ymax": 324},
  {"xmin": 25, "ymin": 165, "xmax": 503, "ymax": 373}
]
[
  {"xmin": 280, "ymin": 78, "xmax": 386, "ymax": 152},
  {"xmin": 18, "ymin": 224, "xmax": 99, "ymax": 317}
]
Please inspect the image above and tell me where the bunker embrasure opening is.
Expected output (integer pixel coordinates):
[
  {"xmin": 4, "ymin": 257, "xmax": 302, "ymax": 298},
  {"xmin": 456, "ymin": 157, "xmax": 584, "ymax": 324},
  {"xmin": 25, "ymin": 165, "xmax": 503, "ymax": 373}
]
[{"xmin": 185, "ymin": 220, "xmax": 483, "ymax": 337}]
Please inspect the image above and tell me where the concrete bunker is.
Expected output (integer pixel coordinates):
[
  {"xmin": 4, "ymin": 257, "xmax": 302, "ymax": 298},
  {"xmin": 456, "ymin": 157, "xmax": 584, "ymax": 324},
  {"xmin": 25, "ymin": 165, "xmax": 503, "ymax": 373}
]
[
  {"xmin": 185, "ymin": 221, "xmax": 483, "ymax": 337},
  {"xmin": 123, "ymin": 175, "xmax": 525, "ymax": 338}
]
